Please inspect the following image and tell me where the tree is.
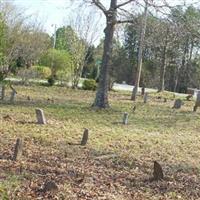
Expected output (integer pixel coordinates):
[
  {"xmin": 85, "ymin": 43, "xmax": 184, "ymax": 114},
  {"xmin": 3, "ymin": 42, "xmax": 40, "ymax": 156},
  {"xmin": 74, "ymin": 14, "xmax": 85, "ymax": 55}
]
[
  {"xmin": 89, "ymin": 0, "xmax": 135, "ymax": 108},
  {"xmin": 40, "ymin": 49, "xmax": 73, "ymax": 81},
  {"xmin": 131, "ymin": 1, "xmax": 148, "ymax": 100}
]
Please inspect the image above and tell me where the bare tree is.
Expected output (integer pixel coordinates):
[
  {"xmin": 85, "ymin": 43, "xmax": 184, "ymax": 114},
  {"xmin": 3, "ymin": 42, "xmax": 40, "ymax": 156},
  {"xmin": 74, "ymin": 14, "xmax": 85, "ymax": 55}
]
[
  {"xmin": 131, "ymin": 1, "xmax": 148, "ymax": 100},
  {"xmin": 84, "ymin": 0, "xmax": 135, "ymax": 108}
]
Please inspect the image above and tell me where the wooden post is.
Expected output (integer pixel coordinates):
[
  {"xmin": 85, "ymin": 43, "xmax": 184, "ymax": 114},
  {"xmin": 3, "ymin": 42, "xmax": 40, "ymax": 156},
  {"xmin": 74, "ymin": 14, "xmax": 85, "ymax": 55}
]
[
  {"xmin": 123, "ymin": 112, "xmax": 128, "ymax": 125},
  {"xmin": 35, "ymin": 108, "xmax": 47, "ymax": 124},
  {"xmin": 144, "ymin": 92, "xmax": 148, "ymax": 103},
  {"xmin": 81, "ymin": 129, "xmax": 89, "ymax": 146},
  {"xmin": 13, "ymin": 138, "xmax": 23, "ymax": 161}
]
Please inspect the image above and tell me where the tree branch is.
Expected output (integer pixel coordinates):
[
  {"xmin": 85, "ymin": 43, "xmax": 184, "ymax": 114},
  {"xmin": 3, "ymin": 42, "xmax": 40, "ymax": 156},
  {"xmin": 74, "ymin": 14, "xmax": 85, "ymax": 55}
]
[
  {"xmin": 116, "ymin": 19, "xmax": 134, "ymax": 24},
  {"xmin": 115, "ymin": 0, "xmax": 135, "ymax": 9},
  {"xmin": 92, "ymin": 0, "xmax": 107, "ymax": 15}
]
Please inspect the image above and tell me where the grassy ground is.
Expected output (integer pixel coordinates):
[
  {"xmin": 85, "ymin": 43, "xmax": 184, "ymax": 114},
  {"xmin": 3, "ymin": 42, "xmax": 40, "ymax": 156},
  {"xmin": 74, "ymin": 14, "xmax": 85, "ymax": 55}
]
[{"xmin": 0, "ymin": 85, "xmax": 200, "ymax": 199}]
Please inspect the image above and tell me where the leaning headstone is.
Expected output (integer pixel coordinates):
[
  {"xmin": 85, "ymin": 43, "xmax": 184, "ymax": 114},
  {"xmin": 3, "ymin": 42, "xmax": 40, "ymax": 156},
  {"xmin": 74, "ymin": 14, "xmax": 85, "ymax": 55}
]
[
  {"xmin": 122, "ymin": 112, "xmax": 128, "ymax": 125},
  {"xmin": 194, "ymin": 91, "xmax": 200, "ymax": 112},
  {"xmin": 153, "ymin": 161, "xmax": 164, "ymax": 180},
  {"xmin": 173, "ymin": 99, "xmax": 182, "ymax": 109},
  {"xmin": 10, "ymin": 86, "xmax": 17, "ymax": 103},
  {"xmin": 35, "ymin": 108, "xmax": 47, "ymax": 124},
  {"xmin": 0, "ymin": 85, "xmax": 5, "ymax": 100},
  {"xmin": 81, "ymin": 128, "xmax": 89, "ymax": 146},
  {"xmin": 144, "ymin": 92, "xmax": 148, "ymax": 103},
  {"xmin": 13, "ymin": 138, "xmax": 23, "ymax": 161}
]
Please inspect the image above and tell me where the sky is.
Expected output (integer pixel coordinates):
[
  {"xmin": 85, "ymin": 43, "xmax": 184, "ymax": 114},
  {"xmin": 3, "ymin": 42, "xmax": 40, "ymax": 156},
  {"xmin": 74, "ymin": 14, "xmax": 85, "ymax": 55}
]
[{"xmin": 8, "ymin": 0, "xmax": 200, "ymax": 38}]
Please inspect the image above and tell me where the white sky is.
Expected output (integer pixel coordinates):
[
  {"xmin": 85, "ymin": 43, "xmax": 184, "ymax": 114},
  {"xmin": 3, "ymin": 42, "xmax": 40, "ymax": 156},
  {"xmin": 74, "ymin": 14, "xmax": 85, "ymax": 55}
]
[{"xmin": 8, "ymin": 0, "xmax": 200, "ymax": 40}]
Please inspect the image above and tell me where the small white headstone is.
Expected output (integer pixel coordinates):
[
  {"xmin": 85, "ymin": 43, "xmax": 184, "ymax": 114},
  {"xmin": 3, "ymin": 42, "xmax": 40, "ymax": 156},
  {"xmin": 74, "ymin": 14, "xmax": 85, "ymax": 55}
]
[
  {"xmin": 35, "ymin": 108, "xmax": 46, "ymax": 124},
  {"xmin": 123, "ymin": 112, "xmax": 128, "ymax": 125}
]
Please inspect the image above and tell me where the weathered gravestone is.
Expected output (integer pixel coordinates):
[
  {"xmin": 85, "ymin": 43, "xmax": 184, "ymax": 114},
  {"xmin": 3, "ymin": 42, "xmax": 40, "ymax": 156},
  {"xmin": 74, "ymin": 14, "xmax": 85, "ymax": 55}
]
[
  {"xmin": 153, "ymin": 161, "xmax": 164, "ymax": 180},
  {"xmin": 122, "ymin": 112, "xmax": 128, "ymax": 125},
  {"xmin": 10, "ymin": 86, "xmax": 17, "ymax": 103},
  {"xmin": 144, "ymin": 92, "xmax": 148, "ymax": 103},
  {"xmin": 173, "ymin": 99, "xmax": 182, "ymax": 109},
  {"xmin": 35, "ymin": 108, "xmax": 47, "ymax": 124},
  {"xmin": 194, "ymin": 91, "xmax": 200, "ymax": 112},
  {"xmin": 13, "ymin": 138, "xmax": 23, "ymax": 161},
  {"xmin": 0, "ymin": 85, "xmax": 5, "ymax": 100},
  {"xmin": 81, "ymin": 128, "xmax": 89, "ymax": 146}
]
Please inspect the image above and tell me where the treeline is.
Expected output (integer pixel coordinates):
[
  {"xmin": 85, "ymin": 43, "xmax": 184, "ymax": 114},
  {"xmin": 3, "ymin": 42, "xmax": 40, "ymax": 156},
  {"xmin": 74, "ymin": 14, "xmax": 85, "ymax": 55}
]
[{"xmin": 1, "ymin": 2, "xmax": 200, "ymax": 95}]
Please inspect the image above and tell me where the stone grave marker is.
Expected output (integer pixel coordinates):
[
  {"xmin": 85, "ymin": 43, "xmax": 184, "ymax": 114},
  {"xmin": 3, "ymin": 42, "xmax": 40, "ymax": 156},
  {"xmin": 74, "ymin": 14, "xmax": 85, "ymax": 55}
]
[
  {"xmin": 144, "ymin": 92, "xmax": 148, "ymax": 103},
  {"xmin": 35, "ymin": 108, "xmax": 47, "ymax": 124},
  {"xmin": 173, "ymin": 99, "xmax": 182, "ymax": 109},
  {"xmin": 13, "ymin": 138, "xmax": 23, "ymax": 161},
  {"xmin": 194, "ymin": 91, "xmax": 200, "ymax": 112},
  {"xmin": 153, "ymin": 161, "xmax": 164, "ymax": 180},
  {"xmin": 81, "ymin": 129, "xmax": 89, "ymax": 146},
  {"xmin": 122, "ymin": 112, "xmax": 128, "ymax": 125}
]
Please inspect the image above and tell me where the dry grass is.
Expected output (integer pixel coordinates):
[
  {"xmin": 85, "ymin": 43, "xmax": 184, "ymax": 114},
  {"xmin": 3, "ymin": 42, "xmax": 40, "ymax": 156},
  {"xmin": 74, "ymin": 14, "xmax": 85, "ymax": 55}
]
[{"xmin": 0, "ymin": 85, "xmax": 200, "ymax": 199}]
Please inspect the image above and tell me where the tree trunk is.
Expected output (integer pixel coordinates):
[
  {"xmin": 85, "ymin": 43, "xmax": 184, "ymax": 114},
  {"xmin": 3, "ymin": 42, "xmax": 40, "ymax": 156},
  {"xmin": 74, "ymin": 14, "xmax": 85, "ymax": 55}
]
[
  {"xmin": 131, "ymin": 2, "xmax": 148, "ymax": 101},
  {"xmin": 93, "ymin": 0, "xmax": 117, "ymax": 108},
  {"xmin": 158, "ymin": 41, "xmax": 168, "ymax": 92}
]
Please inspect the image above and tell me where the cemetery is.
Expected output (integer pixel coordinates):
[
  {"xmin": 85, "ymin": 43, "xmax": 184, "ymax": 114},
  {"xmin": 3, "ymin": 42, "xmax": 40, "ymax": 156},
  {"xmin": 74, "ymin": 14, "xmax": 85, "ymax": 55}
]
[{"xmin": 1, "ymin": 0, "xmax": 200, "ymax": 199}]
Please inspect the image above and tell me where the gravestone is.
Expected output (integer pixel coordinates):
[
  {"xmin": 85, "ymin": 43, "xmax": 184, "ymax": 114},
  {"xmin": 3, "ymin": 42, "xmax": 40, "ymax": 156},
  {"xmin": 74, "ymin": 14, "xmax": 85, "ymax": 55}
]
[
  {"xmin": 193, "ymin": 91, "xmax": 200, "ymax": 112},
  {"xmin": 173, "ymin": 99, "xmax": 182, "ymax": 109},
  {"xmin": 35, "ymin": 108, "xmax": 46, "ymax": 124},
  {"xmin": 164, "ymin": 98, "xmax": 167, "ymax": 103},
  {"xmin": 153, "ymin": 161, "xmax": 164, "ymax": 180},
  {"xmin": 144, "ymin": 92, "xmax": 148, "ymax": 103},
  {"xmin": 13, "ymin": 138, "xmax": 23, "ymax": 161},
  {"xmin": 81, "ymin": 129, "xmax": 89, "ymax": 146},
  {"xmin": 0, "ymin": 85, "xmax": 5, "ymax": 100},
  {"xmin": 10, "ymin": 86, "xmax": 17, "ymax": 103},
  {"xmin": 122, "ymin": 112, "xmax": 128, "ymax": 125}
]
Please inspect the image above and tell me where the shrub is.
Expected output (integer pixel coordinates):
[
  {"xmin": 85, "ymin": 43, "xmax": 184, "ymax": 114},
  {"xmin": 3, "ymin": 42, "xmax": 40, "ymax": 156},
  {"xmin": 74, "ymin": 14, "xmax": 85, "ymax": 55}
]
[{"xmin": 82, "ymin": 79, "xmax": 97, "ymax": 91}]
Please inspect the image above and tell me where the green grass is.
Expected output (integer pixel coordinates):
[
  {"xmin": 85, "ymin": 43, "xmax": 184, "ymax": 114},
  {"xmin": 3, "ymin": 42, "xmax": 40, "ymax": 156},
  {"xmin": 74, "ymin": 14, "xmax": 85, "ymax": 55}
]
[{"xmin": 0, "ymin": 85, "xmax": 200, "ymax": 199}]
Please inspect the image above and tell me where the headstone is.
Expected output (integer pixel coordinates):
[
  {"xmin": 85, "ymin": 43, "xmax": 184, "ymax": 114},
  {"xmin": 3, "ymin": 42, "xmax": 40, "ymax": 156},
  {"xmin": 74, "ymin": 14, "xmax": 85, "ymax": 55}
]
[
  {"xmin": 164, "ymin": 98, "xmax": 167, "ymax": 103},
  {"xmin": 144, "ymin": 92, "xmax": 148, "ymax": 103},
  {"xmin": 141, "ymin": 87, "xmax": 145, "ymax": 96},
  {"xmin": 193, "ymin": 92, "xmax": 200, "ymax": 112},
  {"xmin": 10, "ymin": 86, "xmax": 17, "ymax": 103},
  {"xmin": 173, "ymin": 99, "xmax": 182, "ymax": 109},
  {"xmin": 153, "ymin": 161, "xmax": 164, "ymax": 180},
  {"xmin": 35, "ymin": 108, "xmax": 46, "ymax": 124},
  {"xmin": 123, "ymin": 112, "xmax": 128, "ymax": 125},
  {"xmin": 13, "ymin": 138, "xmax": 23, "ymax": 161},
  {"xmin": 0, "ymin": 85, "xmax": 5, "ymax": 100},
  {"xmin": 81, "ymin": 129, "xmax": 89, "ymax": 146},
  {"xmin": 42, "ymin": 181, "xmax": 58, "ymax": 192}
]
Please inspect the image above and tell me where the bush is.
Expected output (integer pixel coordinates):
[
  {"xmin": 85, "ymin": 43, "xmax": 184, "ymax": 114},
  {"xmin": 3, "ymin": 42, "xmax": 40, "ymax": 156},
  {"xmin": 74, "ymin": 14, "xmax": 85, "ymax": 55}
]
[
  {"xmin": 82, "ymin": 79, "xmax": 97, "ymax": 91},
  {"xmin": 34, "ymin": 66, "xmax": 51, "ymax": 79},
  {"xmin": 47, "ymin": 77, "xmax": 55, "ymax": 86}
]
